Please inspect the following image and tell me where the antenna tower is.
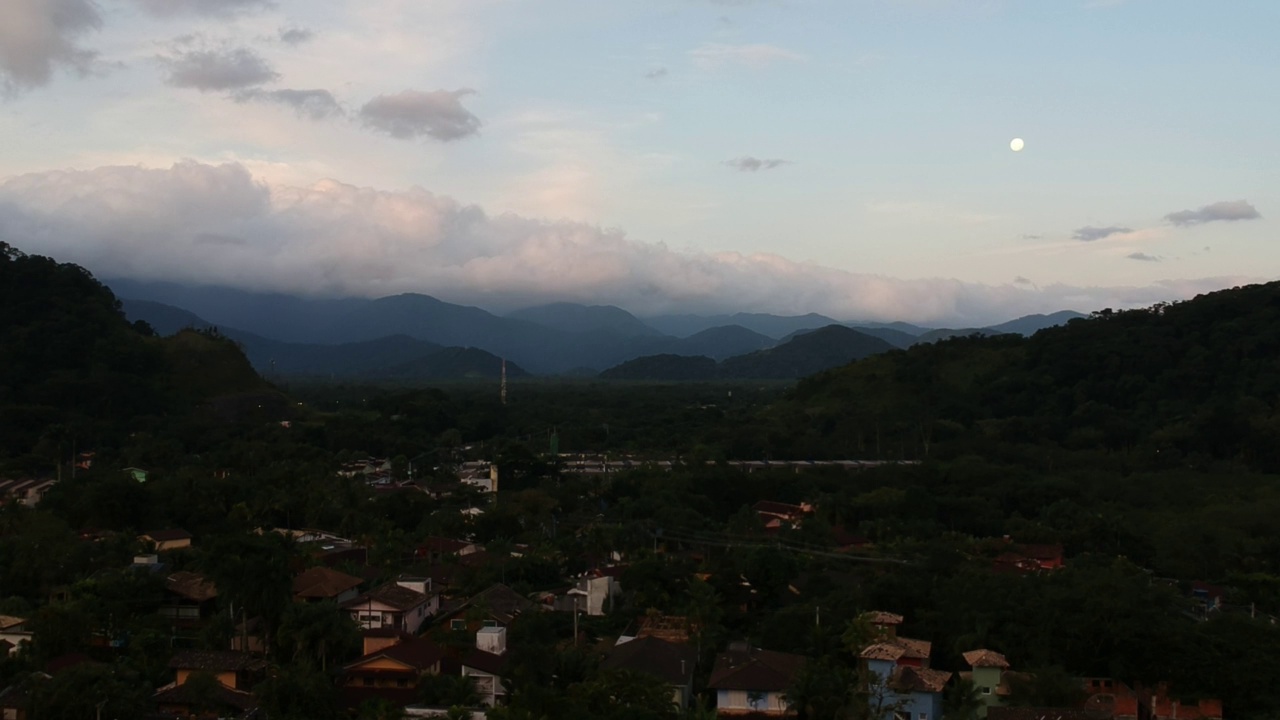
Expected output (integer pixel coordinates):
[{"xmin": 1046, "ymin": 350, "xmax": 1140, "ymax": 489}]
[{"xmin": 500, "ymin": 358, "xmax": 507, "ymax": 405}]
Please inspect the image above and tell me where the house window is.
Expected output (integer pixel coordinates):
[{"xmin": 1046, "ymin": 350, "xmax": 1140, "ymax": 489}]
[
  {"xmin": 451, "ymin": 619, "xmax": 466, "ymax": 630},
  {"xmin": 362, "ymin": 677, "xmax": 374, "ymax": 687},
  {"xmin": 982, "ymin": 686, "xmax": 992, "ymax": 695},
  {"xmin": 396, "ymin": 679, "xmax": 408, "ymax": 688},
  {"xmin": 483, "ymin": 620, "xmax": 499, "ymax": 628},
  {"xmin": 919, "ymin": 713, "xmax": 929, "ymax": 720}
]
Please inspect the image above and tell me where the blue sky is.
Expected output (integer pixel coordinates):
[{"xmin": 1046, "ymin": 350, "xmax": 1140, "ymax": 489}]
[{"xmin": 0, "ymin": 0, "xmax": 1274, "ymax": 323}]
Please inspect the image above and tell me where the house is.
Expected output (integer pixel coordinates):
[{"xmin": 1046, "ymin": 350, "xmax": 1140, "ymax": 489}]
[
  {"xmin": 1081, "ymin": 679, "xmax": 1223, "ymax": 720},
  {"xmin": 153, "ymin": 650, "xmax": 264, "ymax": 719},
  {"xmin": 959, "ymin": 649, "xmax": 1012, "ymax": 717},
  {"xmin": 752, "ymin": 500, "xmax": 813, "ymax": 532},
  {"xmin": 1190, "ymin": 581, "xmax": 1227, "ymax": 612},
  {"xmin": 139, "ymin": 529, "xmax": 194, "ymax": 552},
  {"xmin": 341, "ymin": 636, "xmax": 445, "ymax": 709},
  {"xmin": 416, "ymin": 537, "xmax": 484, "ymax": 563},
  {"xmin": 992, "ymin": 539, "xmax": 1065, "ymax": 574},
  {"xmin": 856, "ymin": 612, "xmax": 951, "ymax": 720},
  {"xmin": 229, "ymin": 616, "xmax": 266, "ymax": 655},
  {"xmin": 602, "ymin": 635, "xmax": 697, "ymax": 708},
  {"xmin": 0, "ymin": 479, "xmax": 56, "ymax": 507},
  {"xmin": 293, "ymin": 566, "xmax": 363, "ymax": 604},
  {"xmin": 707, "ymin": 642, "xmax": 806, "ymax": 716},
  {"xmin": 0, "ymin": 673, "xmax": 49, "ymax": 720},
  {"xmin": 159, "ymin": 571, "xmax": 218, "ymax": 635},
  {"xmin": 461, "ymin": 627, "xmax": 511, "ymax": 707},
  {"xmin": 0, "ymin": 617, "xmax": 31, "ymax": 657},
  {"xmin": 344, "ymin": 579, "xmax": 438, "ymax": 635},
  {"xmin": 437, "ymin": 584, "xmax": 536, "ymax": 634},
  {"xmin": 636, "ymin": 614, "xmax": 694, "ymax": 644},
  {"xmin": 542, "ymin": 572, "xmax": 622, "ymax": 617},
  {"xmin": 457, "ymin": 462, "xmax": 499, "ymax": 493}
]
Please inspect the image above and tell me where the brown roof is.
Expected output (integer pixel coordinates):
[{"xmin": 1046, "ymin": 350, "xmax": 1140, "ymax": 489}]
[
  {"xmin": 447, "ymin": 584, "xmax": 535, "ymax": 625},
  {"xmin": 461, "ymin": 647, "xmax": 509, "ymax": 676},
  {"xmin": 169, "ymin": 650, "xmax": 264, "ymax": 673},
  {"xmin": 419, "ymin": 536, "xmax": 477, "ymax": 555},
  {"xmin": 142, "ymin": 529, "xmax": 193, "ymax": 542},
  {"xmin": 862, "ymin": 611, "xmax": 904, "ymax": 625},
  {"xmin": 891, "ymin": 666, "xmax": 952, "ymax": 694},
  {"xmin": 153, "ymin": 681, "xmax": 259, "ymax": 714},
  {"xmin": 895, "ymin": 636, "xmax": 932, "ymax": 660},
  {"xmin": 345, "ymin": 637, "xmax": 444, "ymax": 672},
  {"xmin": 636, "ymin": 614, "xmax": 693, "ymax": 643},
  {"xmin": 859, "ymin": 642, "xmax": 907, "ymax": 661},
  {"xmin": 344, "ymin": 582, "xmax": 429, "ymax": 612},
  {"xmin": 963, "ymin": 649, "xmax": 1011, "ymax": 669},
  {"xmin": 708, "ymin": 646, "xmax": 806, "ymax": 692},
  {"xmin": 165, "ymin": 571, "xmax": 217, "ymax": 602},
  {"xmin": 293, "ymin": 566, "xmax": 363, "ymax": 599},
  {"xmin": 602, "ymin": 636, "xmax": 697, "ymax": 686},
  {"xmin": 0, "ymin": 616, "xmax": 26, "ymax": 631}
]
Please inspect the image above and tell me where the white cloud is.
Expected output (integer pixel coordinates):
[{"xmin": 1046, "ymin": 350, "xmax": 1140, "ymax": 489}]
[
  {"xmin": 0, "ymin": 161, "xmax": 1259, "ymax": 325},
  {"xmin": 689, "ymin": 43, "xmax": 804, "ymax": 69},
  {"xmin": 0, "ymin": 0, "xmax": 101, "ymax": 93},
  {"xmin": 725, "ymin": 157, "xmax": 790, "ymax": 172},
  {"xmin": 1164, "ymin": 200, "xmax": 1261, "ymax": 227}
]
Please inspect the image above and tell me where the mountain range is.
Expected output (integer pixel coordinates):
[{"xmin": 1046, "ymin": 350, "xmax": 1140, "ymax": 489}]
[{"xmin": 111, "ymin": 279, "xmax": 1086, "ymax": 379}]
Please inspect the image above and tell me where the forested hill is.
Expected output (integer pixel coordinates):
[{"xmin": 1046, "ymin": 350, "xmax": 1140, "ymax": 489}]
[
  {"xmin": 769, "ymin": 282, "xmax": 1280, "ymax": 468},
  {"xmin": 0, "ymin": 242, "xmax": 284, "ymax": 471}
]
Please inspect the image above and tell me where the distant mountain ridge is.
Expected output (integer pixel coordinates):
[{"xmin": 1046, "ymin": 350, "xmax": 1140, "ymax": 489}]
[
  {"xmin": 111, "ymin": 279, "xmax": 1087, "ymax": 378},
  {"xmin": 601, "ymin": 325, "xmax": 896, "ymax": 380}
]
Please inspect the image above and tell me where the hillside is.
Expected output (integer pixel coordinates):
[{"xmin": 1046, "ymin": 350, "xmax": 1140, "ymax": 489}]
[
  {"xmin": 771, "ymin": 284, "xmax": 1280, "ymax": 468},
  {"xmin": 598, "ymin": 354, "xmax": 719, "ymax": 381},
  {"xmin": 0, "ymin": 243, "xmax": 282, "ymax": 467},
  {"xmin": 380, "ymin": 347, "xmax": 529, "ymax": 380},
  {"xmin": 719, "ymin": 325, "xmax": 896, "ymax": 379},
  {"xmin": 506, "ymin": 303, "xmax": 661, "ymax": 337},
  {"xmin": 598, "ymin": 324, "xmax": 896, "ymax": 380},
  {"xmin": 669, "ymin": 325, "xmax": 775, "ymax": 360},
  {"xmin": 643, "ymin": 312, "xmax": 844, "ymax": 339}
]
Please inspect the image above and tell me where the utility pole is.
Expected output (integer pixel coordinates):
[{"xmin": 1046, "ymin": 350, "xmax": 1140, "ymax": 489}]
[{"xmin": 500, "ymin": 359, "xmax": 507, "ymax": 405}]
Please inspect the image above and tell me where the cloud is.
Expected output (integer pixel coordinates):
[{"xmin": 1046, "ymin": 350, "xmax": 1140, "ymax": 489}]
[
  {"xmin": 690, "ymin": 43, "xmax": 804, "ymax": 69},
  {"xmin": 1127, "ymin": 252, "xmax": 1161, "ymax": 262},
  {"xmin": 724, "ymin": 157, "xmax": 790, "ymax": 172},
  {"xmin": 1073, "ymin": 225, "xmax": 1132, "ymax": 242},
  {"xmin": 359, "ymin": 90, "xmax": 481, "ymax": 141},
  {"xmin": 277, "ymin": 27, "xmax": 314, "ymax": 45},
  {"xmin": 234, "ymin": 88, "xmax": 344, "ymax": 120},
  {"xmin": 1020, "ymin": 233, "xmax": 1043, "ymax": 240},
  {"xmin": 644, "ymin": 67, "xmax": 668, "ymax": 80},
  {"xmin": 1012, "ymin": 276, "xmax": 1033, "ymax": 285},
  {"xmin": 0, "ymin": 0, "xmax": 101, "ymax": 93},
  {"xmin": 132, "ymin": 0, "xmax": 273, "ymax": 18},
  {"xmin": 1164, "ymin": 200, "xmax": 1261, "ymax": 227},
  {"xmin": 0, "ymin": 161, "xmax": 1259, "ymax": 325},
  {"xmin": 160, "ymin": 47, "xmax": 278, "ymax": 91}
]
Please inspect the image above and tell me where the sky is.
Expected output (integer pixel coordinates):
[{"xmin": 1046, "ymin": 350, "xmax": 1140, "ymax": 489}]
[{"xmin": 0, "ymin": 0, "xmax": 1276, "ymax": 324}]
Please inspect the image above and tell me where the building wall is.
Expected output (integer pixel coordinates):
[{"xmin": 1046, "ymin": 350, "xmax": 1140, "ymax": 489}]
[
  {"xmin": 971, "ymin": 666, "xmax": 1003, "ymax": 717},
  {"xmin": 461, "ymin": 667, "xmax": 503, "ymax": 706},
  {"xmin": 715, "ymin": 689, "xmax": 790, "ymax": 714}
]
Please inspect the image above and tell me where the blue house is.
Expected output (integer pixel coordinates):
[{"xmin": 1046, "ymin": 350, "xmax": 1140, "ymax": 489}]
[{"xmin": 856, "ymin": 612, "xmax": 951, "ymax": 720}]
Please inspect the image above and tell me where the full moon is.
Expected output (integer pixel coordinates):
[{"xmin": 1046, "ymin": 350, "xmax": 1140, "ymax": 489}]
[{"xmin": 1010, "ymin": 138, "xmax": 1025, "ymax": 152}]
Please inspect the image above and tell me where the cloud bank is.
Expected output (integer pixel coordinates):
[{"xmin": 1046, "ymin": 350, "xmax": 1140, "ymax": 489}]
[
  {"xmin": 0, "ymin": 161, "xmax": 1257, "ymax": 325},
  {"xmin": 359, "ymin": 90, "xmax": 481, "ymax": 141},
  {"xmin": 725, "ymin": 157, "xmax": 790, "ymax": 172},
  {"xmin": 0, "ymin": 0, "xmax": 101, "ymax": 92},
  {"xmin": 1164, "ymin": 200, "xmax": 1261, "ymax": 227}
]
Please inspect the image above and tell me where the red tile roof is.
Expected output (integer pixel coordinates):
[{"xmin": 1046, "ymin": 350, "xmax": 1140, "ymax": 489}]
[
  {"xmin": 962, "ymin": 649, "xmax": 1011, "ymax": 669},
  {"xmin": 862, "ymin": 611, "xmax": 904, "ymax": 625},
  {"xmin": 891, "ymin": 666, "xmax": 952, "ymax": 694},
  {"xmin": 165, "ymin": 571, "xmax": 217, "ymax": 602},
  {"xmin": 345, "ymin": 637, "xmax": 444, "ymax": 672}
]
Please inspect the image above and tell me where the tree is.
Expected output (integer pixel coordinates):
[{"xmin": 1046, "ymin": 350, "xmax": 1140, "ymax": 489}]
[
  {"xmin": 276, "ymin": 600, "xmax": 359, "ymax": 671},
  {"xmin": 944, "ymin": 677, "xmax": 985, "ymax": 720}
]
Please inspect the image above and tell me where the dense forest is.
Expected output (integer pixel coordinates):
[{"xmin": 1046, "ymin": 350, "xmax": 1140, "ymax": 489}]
[{"xmin": 4, "ymin": 241, "xmax": 1280, "ymax": 719}]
